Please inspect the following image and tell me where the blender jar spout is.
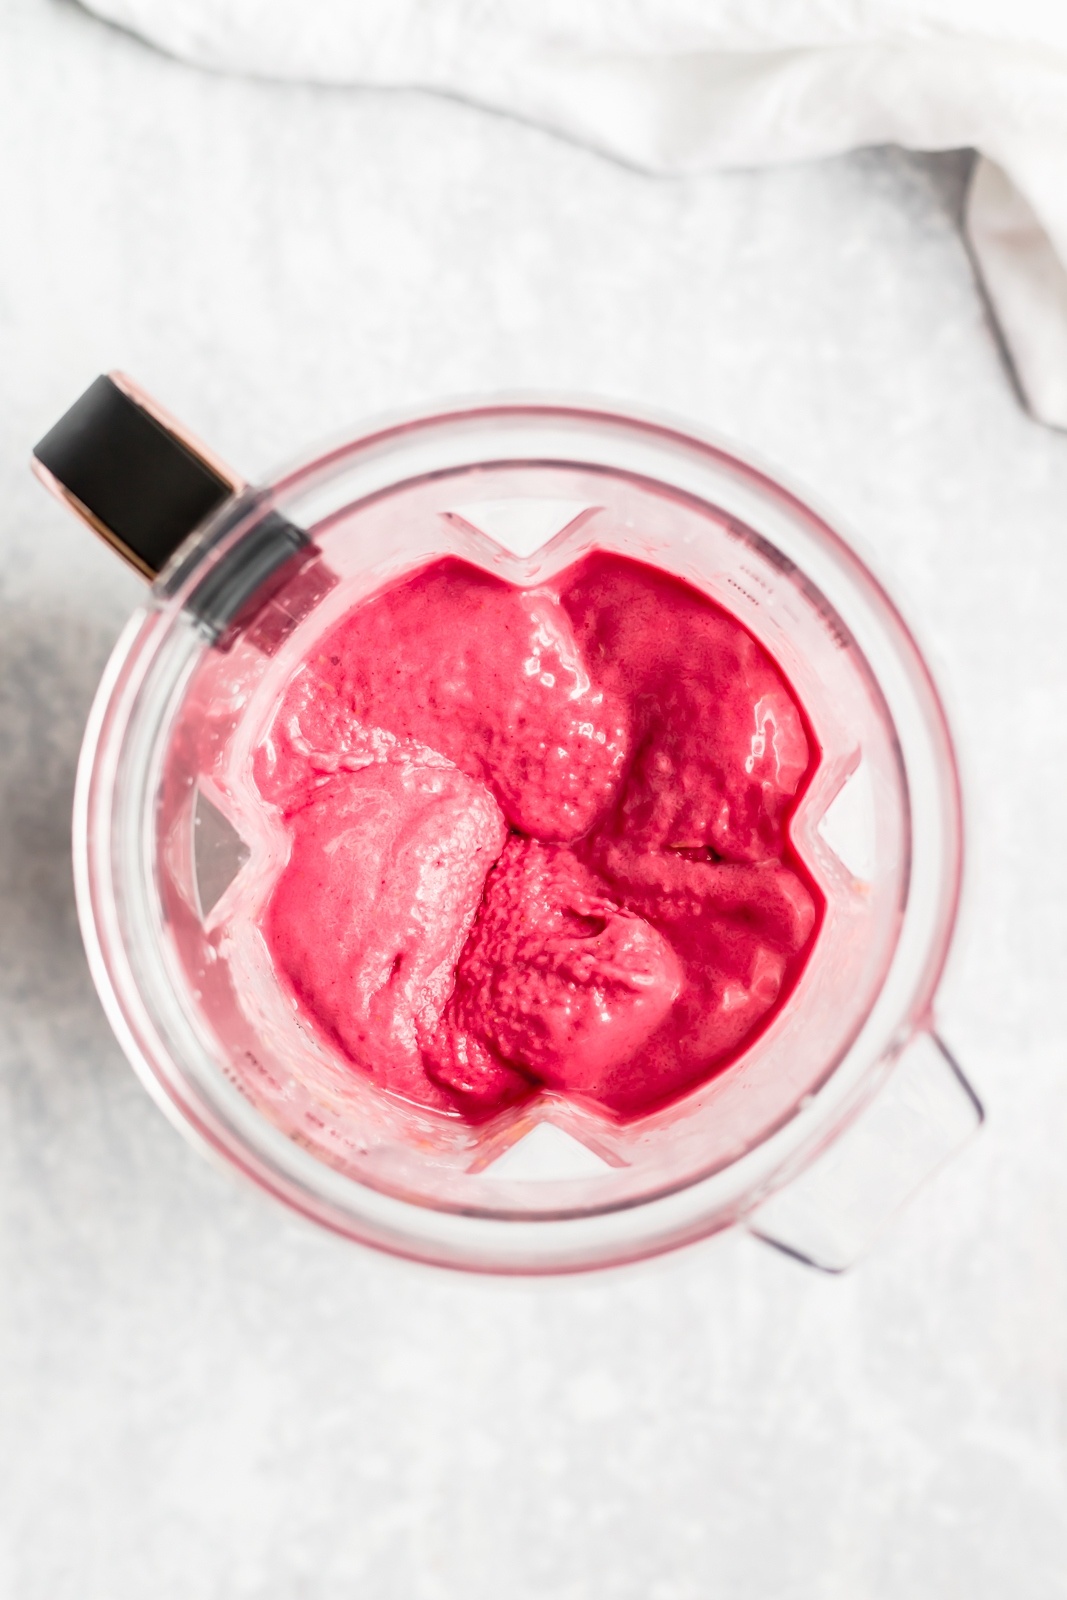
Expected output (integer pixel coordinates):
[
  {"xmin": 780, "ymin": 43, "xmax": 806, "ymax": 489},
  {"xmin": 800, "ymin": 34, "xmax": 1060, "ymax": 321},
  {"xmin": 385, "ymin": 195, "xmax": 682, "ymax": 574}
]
[
  {"xmin": 31, "ymin": 374, "xmax": 317, "ymax": 641},
  {"xmin": 31, "ymin": 372, "xmax": 243, "ymax": 578}
]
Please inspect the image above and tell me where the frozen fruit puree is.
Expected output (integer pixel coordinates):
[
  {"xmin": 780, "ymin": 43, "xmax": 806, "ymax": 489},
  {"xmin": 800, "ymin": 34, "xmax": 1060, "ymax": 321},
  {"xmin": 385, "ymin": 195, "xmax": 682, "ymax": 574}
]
[{"xmin": 256, "ymin": 553, "xmax": 822, "ymax": 1120}]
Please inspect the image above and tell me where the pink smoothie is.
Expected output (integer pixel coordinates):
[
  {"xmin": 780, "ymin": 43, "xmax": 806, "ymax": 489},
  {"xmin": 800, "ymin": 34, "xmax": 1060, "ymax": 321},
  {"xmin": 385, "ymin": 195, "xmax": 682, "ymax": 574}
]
[{"xmin": 256, "ymin": 553, "xmax": 822, "ymax": 1121}]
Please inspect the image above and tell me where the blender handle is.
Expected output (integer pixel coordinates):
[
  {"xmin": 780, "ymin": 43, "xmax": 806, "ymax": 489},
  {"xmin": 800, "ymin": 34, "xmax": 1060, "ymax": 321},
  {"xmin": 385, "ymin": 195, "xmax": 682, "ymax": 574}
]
[{"xmin": 746, "ymin": 1030, "xmax": 982, "ymax": 1272}]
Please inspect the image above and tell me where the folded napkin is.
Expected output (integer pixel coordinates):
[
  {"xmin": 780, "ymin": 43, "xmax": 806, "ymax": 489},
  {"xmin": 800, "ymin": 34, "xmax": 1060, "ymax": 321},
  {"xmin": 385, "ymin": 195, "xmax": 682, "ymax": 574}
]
[{"xmin": 81, "ymin": 0, "xmax": 1067, "ymax": 429}]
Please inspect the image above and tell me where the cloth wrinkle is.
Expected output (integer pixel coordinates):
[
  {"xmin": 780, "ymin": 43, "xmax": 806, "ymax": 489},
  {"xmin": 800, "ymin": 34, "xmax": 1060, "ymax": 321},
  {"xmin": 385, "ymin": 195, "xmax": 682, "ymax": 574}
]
[{"xmin": 77, "ymin": 0, "xmax": 1067, "ymax": 429}]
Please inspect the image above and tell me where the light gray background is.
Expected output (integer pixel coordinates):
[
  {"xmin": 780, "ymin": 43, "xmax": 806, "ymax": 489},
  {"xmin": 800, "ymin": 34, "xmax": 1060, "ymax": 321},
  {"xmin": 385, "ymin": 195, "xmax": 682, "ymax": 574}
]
[{"xmin": 3, "ymin": 2, "xmax": 1067, "ymax": 1596}]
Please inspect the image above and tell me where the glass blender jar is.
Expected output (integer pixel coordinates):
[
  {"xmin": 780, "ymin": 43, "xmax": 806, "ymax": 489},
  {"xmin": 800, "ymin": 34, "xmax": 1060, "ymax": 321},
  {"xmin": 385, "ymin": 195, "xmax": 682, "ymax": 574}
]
[{"xmin": 32, "ymin": 376, "xmax": 980, "ymax": 1274}]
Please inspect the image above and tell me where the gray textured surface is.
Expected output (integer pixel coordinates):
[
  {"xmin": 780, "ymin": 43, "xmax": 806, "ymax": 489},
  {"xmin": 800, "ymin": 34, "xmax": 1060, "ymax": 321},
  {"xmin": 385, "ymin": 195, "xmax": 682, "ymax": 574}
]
[{"xmin": 3, "ymin": 2, "xmax": 1067, "ymax": 1596}]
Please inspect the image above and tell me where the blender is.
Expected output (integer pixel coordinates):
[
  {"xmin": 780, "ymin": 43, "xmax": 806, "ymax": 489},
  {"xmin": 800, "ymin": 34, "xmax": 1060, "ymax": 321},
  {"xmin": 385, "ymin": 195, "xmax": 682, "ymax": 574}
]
[{"xmin": 31, "ymin": 374, "xmax": 980, "ymax": 1274}]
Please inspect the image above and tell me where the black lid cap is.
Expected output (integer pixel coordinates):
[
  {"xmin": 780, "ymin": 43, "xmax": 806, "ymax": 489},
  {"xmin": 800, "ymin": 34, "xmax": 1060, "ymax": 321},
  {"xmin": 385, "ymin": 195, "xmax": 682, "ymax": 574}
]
[
  {"xmin": 32, "ymin": 375, "xmax": 235, "ymax": 578},
  {"xmin": 32, "ymin": 373, "xmax": 328, "ymax": 645}
]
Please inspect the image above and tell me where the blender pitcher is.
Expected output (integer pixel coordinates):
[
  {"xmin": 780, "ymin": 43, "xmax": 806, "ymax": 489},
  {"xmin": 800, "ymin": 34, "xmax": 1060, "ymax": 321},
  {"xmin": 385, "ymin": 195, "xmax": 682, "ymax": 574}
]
[{"xmin": 31, "ymin": 375, "xmax": 981, "ymax": 1275}]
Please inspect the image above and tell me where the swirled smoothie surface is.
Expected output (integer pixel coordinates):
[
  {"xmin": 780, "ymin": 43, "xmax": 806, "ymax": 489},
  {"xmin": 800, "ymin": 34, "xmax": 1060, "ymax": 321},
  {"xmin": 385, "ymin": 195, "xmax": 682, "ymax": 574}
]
[{"xmin": 256, "ymin": 553, "xmax": 821, "ymax": 1120}]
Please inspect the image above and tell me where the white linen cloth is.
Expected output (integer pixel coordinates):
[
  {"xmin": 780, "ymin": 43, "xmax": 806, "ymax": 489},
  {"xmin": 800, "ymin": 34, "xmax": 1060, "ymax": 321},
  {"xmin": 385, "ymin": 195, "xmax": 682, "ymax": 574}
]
[{"xmin": 80, "ymin": 0, "xmax": 1067, "ymax": 429}]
